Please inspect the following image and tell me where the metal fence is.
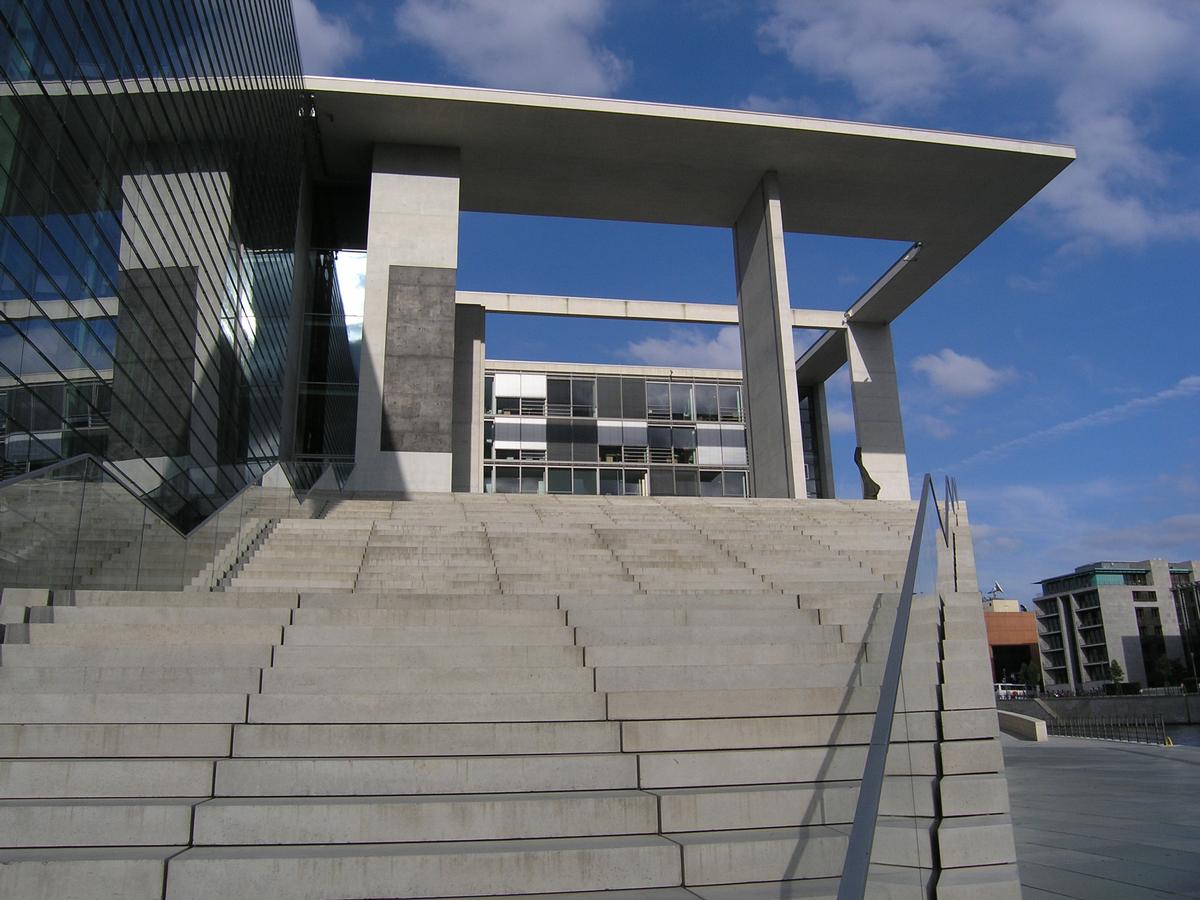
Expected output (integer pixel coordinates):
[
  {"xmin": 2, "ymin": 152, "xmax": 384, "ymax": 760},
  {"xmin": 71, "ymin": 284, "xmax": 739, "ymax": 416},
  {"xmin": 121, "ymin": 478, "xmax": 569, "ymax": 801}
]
[{"xmin": 1047, "ymin": 716, "xmax": 1169, "ymax": 745}]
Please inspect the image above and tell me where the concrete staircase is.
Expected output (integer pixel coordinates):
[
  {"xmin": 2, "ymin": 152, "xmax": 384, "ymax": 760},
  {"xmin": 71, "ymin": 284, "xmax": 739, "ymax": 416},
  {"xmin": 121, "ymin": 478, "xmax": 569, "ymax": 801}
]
[{"xmin": 0, "ymin": 494, "xmax": 1017, "ymax": 899}]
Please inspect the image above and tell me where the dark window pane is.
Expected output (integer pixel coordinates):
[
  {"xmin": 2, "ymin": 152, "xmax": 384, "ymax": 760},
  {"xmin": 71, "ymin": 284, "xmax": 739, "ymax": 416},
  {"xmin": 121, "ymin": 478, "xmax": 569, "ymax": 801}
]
[
  {"xmin": 650, "ymin": 467, "xmax": 674, "ymax": 496},
  {"xmin": 547, "ymin": 419, "xmax": 572, "ymax": 461},
  {"xmin": 548, "ymin": 467, "xmax": 573, "ymax": 493},
  {"xmin": 672, "ymin": 427, "xmax": 696, "ymax": 449},
  {"xmin": 670, "ymin": 383, "xmax": 692, "ymax": 420},
  {"xmin": 547, "ymin": 378, "xmax": 571, "ymax": 414},
  {"xmin": 724, "ymin": 471, "xmax": 747, "ymax": 497},
  {"xmin": 675, "ymin": 469, "xmax": 699, "ymax": 496},
  {"xmin": 572, "ymin": 420, "xmax": 597, "ymax": 462},
  {"xmin": 572, "ymin": 378, "xmax": 595, "ymax": 417},
  {"xmin": 621, "ymin": 377, "xmax": 646, "ymax": 418},
  {"xmin": 599, "ymin": 469, "xmax": 621, "ymax": 495},
  {"xmin": 623, "ymin": 469, "xmax": 646, "ymax": 496},
  {"xmin": 573, "ymin": 468, "xmax": 597, "ymax": 494},
  {"xmin": 700, "ymin": 470, "xmax": 723, "ymax": 497},
  {"xmin": 520, "ymin": 467, "xmax": 545, "ymax": 494},
  {"xmin": 597, "ymin": 377, "xmax": 621, "ymax": 417},
  {"xmin": 719, "ymin": 385, "xmax": 742, "ymax": 421},
  {"xmin": 495, "ymin": 466, "xmax": 519, "ymax": 493},
  {"xmin": 695, "ymin": 384, "xmax": 718, "ymax": 420},
  {"xmin": 648, "ymin": 426, "xmax": 671, "ymax": 448},
  {"xmin": 646, "ymin": 381, "xmax": 670, "ymax": 419}
]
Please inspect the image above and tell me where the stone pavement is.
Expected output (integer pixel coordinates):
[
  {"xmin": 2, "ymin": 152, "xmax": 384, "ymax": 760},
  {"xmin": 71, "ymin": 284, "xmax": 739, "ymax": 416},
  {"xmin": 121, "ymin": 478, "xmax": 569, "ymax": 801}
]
[{"xmin": 1003, "ymin": 733, "xmax": 1200, "ymax": 898}]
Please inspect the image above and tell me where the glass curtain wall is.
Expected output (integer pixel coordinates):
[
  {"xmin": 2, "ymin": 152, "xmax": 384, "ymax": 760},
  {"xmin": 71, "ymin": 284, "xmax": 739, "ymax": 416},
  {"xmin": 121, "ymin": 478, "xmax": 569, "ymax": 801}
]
[{"xmin": 0, "ymin": 0, "xmax": 306, "ymax": 531}]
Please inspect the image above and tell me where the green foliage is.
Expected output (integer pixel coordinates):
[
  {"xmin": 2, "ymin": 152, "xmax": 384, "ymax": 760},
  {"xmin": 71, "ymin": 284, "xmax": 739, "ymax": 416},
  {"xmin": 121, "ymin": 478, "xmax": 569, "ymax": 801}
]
[{"xmin": 1109, "ymin": 658, "xmax": 1125, "ymax": 683}]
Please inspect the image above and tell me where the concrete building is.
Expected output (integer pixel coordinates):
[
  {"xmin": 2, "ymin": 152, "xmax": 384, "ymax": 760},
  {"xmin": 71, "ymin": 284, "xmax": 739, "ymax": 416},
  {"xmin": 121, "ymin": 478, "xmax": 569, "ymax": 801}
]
[
  {"xmin": 983, "ymin": 598, "xmax": 1039, "ymax": 685},
  {"xmin": 1033, "ymin": 560, "xmax": 1199, "ymax": 689}
]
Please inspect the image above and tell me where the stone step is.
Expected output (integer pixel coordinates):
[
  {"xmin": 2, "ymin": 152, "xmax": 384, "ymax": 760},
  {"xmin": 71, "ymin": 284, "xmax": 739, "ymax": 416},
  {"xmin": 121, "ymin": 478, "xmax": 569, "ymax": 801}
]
[
  {"xmin": 0, "ymin": 645, "xmax": 273, "ymax": 668},
  {"xmin": 574, "ymin": 624, "xmax": 841, "ymax": 645},
  {"xmin": 560, "ymin": 592, "xmax": 795, "ymax": 609},
  {"xmin": 0, "ymin": 666, "xmax": 262, "ymax": 693},
  {"xmin": 0, "ymin": 799, "xmax": 197, "ymax": 846},
  {"xmin": 289, "ymin": 608, "xmax": 564, "ymax": 626},
  {"xmin": 63, "ymin": 590, "xmax": 299, "ymax": 608},
  {"xmin": 259, "ymin": 666, "xmax": 594, "ymax": 694},
  {"xmin": 270, "ymin": 644, "xmax": 583, "ymax": 669},
  {"xmin": 0, "ymin": 847, "xmax": 180, "ymax": 900},
  {"xmin": 584, "ymin": 642, "xmax": 864, "ymax": 667},
  {"xmin": 162, "ymin": 835, "xmax": 682, "ymax": 900},
  {"xmin": 247, "ymin": 691, "xmax": 605, "ymax": 724},
  {"xmin": 0, "ymin": 723, "xmax": 232, "ymax": 758},
  {"xmin": 567, "ymin": 609, "xmax": 818, "ymax": 627},
  {"xmin": 231, "ymin": 721, "xmax": 620, "ymax": 757},
  {"xmin": 21, "ymin": 624, "xmax": 283, "ymax": 647},
  {"xmin": 191, "ymin": 789, "xmax": 658, "ymax": 845},
  {"xmin": 41, "ymin": 606, "xmax": 291, "ymax": 626},
  {"xmin": 620, "ymin": 712, "xmax": 935, "ymax": 752},
  {"xmin": 214, "ymin": 752, "xmax": 637, "ymax": 796},
  {"xmin": 0, "ymin": 759, "xmax": 215, "ymax": 798},
  {"xmin": 281, "ymin": 624, "xmax": 575, "ymax": 646},
  {"xmin": 296, "ymin": 592, "xmax": 558, "ymax": 610},
  {"xmin": 593, "ymin": 660, "xmax": 939, "ymax": 692},
  {"xmin": 0, "ymin": 693, "xmax": 248, "ymax": 725}
]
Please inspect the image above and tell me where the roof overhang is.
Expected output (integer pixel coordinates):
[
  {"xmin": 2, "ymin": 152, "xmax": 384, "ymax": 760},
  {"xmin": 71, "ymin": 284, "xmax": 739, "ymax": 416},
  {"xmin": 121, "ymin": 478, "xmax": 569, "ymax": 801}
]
[{"xmin": 307, "ymin": 77, "xmax": 1073, "ymax": 325}]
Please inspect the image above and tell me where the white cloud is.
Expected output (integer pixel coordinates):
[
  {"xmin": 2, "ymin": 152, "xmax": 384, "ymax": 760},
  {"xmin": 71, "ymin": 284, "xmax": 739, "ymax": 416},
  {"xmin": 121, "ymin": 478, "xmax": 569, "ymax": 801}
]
[
  {"xmin": 915, "ymin": 413, "xmax": 955, "ymax": 439},
  {"xmin": 395, "ymin": 0, "xmax": 629, "ymax": 96},
  {"xmin": 911, "ymin": 348, "xmax": 1017, "ymax": 398},
  {"xmin": 958, "ymin": 374, "xmax": 1200, "ymax": 468},
  {"xmin": 292, "ymin": 0, "xmax": 362, "ymax": 74},
  {"xmin": 759, "ymin": 0, "xmax": 1200, "ymax": 248},
  {"xmin": 826, "ymin": 404, "xmax": 855, "ymax": 434},
  {"xmin": 740, "ymin": 94, "xmax": 820, "ymax": 116},
  {"xmin": 620, "ymin": 325, "xmax": 741, "ymax": 369}
]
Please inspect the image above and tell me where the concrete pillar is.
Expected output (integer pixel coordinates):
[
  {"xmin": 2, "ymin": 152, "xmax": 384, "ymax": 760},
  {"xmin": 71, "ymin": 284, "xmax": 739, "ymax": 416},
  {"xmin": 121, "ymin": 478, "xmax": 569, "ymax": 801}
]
[
  {"xmin": 733, "ymin": 173, "xmax": 804, "ymax": 498},
  {"xmin": 348, "ymin": 145, "xmax": 461, "ymax": 494},
  {"xmin": 845, "ymin": 322, "xmax": 910, "ymax": 500},
  {"xmin": 451, "ymin": 304, "xmax": 485, "ymax": 493},
  {"xmin": 277, "ymin": 176, "xmax": 313, "ymax": 464}
]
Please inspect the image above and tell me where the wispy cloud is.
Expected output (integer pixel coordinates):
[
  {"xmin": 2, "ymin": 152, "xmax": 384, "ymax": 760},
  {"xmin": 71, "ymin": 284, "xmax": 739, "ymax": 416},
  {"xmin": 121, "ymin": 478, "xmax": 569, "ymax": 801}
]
[
  {"xmin": 395, "ymin": 0, "xmax": 629, "ymax": 96},
  {"xmin": 911, "ymin": 348, "xmax": 1018, "ymax": 398},
  {"xmin": 957, "ymin": 374, "xmax": 1200, "ymax": 468},
  {"xmin": 620, "ymin": 325, "xmax": 741, "ymax": 369},
  {"xmin": 292, "ymin": 0, "xmax": 362, "ymax": 74},
  {"xmin": 758, "ymin": 0, "xmax": 1200, "ymax": 248}
]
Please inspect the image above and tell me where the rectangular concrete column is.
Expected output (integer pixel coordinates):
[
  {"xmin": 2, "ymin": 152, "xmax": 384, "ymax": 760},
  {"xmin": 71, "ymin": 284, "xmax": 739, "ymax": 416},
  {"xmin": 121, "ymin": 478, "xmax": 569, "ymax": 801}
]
[
  {"xmin": 733, "ymin": 173, "xmax": 804, "ymax": 498},
  {"xmin": 349, "ymin": 145, "xmax": 461, "ymax": 494},
  {"xmin": 845, "ymin": 322, "xmax": 910, "ymax": 500},
  {"xmin": 451, "ymin": 304, "xmax": 485, "ymax": 493}
]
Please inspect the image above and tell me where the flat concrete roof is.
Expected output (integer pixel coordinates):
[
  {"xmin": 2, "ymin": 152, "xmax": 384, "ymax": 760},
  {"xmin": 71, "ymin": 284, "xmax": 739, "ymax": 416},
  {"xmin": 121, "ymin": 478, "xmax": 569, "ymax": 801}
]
[{"xmin": 307, "ymin": 77, "xmax": 1073, "ymax": 324}]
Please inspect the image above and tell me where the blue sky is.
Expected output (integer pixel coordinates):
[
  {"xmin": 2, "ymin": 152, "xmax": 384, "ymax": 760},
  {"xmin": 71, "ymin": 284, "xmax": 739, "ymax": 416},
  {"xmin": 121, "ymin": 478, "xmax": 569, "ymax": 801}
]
[{"xmin": 299, "ymin": 0, "xmax": 1200, "ymax": 600}]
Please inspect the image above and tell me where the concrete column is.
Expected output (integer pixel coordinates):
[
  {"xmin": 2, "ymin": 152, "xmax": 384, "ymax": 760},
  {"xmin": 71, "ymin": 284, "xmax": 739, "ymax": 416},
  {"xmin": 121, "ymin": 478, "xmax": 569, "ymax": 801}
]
[
  {"xmin": 277, "ymin": 176, "xmax": 313, "ymax": 464},
  {"xmin": 451, "ymin": 304, "xmax": 485, "ymax": 493},
  {"xmin": 845, "ymin": 322, "xmax": 910, "ymax": 500},
  {"xmin": 733, "ymin": 173, "xmax": 804, "ymax": 498},
  {"xmin": 348, "ymin": 145, "xmax": 461, "ymax": 494}
]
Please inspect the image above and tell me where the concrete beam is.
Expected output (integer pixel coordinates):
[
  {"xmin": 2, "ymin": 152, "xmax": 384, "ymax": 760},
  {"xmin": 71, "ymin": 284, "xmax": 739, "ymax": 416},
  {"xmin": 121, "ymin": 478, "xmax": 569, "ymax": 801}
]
[
  {"xmin": 794, "ymin": 329, "xmax": 848, "ymax": 387},
  {"xmin": 846, "ymin": 322, "xmax": 909, "ymax": 501},
  {"xmin": 458, "ymin": 291, "xmax": 845, "ymax": 330}
]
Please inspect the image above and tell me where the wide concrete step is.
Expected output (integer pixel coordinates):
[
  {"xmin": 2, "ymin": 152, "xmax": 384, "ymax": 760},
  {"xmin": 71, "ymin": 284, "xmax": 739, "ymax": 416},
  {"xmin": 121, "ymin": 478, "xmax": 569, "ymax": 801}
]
[
  {"xmin": 0, "ymin": 645, "xmax": 273, "ymax": 668},
  {"xmin": 162, "ymin": 835, "xmax": 682, "ymax": 900},
  {"xmin": 567, "ymin": 609, "xmax": 818, "ymax": 627},
  {"xmin": 247, "ymin": 691, "xmax": 605, "ymax": 724},
  {"xmin": 620, "ymin": 713, "xmax": 937, "ymax": 752},
  {"xmin": 575, "ymin": 624, "xmax": 842, "ymax": 645},
  {"xmin": 0, "ymin": 847, "xmax": 180, "ymax": 900},
  {"xmin": 270, "ymin": 644, "xmax": 583, "ymax": 668},
  {"xmin": 231, "ymin": 721, "xmax": 620, "ymax": 757},
  {"xmin": 192, "ymin": 789, "xmax": 658, "ymax": 844},
  {"xmin": 259, "ymin": 665, "xmax": 594, "ymax": 694},
  {"xmin": 214, "ymin": 752, "xmax": 637, "ymax": 796},
  {"xmin": 0, "ymin": 692, "xmax": 248, "ymax": 724},
  {"xmin": 0, "ymin": 759, "xmax": 215, "ymax": 798},
  {"xmin": 593, "ymin": 660, "xmax": 936, "ymax": 692},
  {"xmin": 0, "ymin": 799, "xmax": 197, "ymax": 846},
  {"xmin": 63, "ymin": 590, "xmax": 299, "ymax": 608},
  {"xmin": 0, "ymin": 666, "xmax": 262, "ymax": 693},
  {"xmin": 21, "ymin": 623, "xmax": 283, "ymax": 647},
  {"xmin": 289, "ymin": 608, "xmax": 564, "ymax": 626},
  {"xmin": 585, "ymin": 642, "xmax": 864, "ymax": 667},
  {"xmin": 560, "ymin": 592, "xmax": 795, "ymax": 609},
  {"xmin": 0, "ymin": 723, "xmax": 232, "ymax": 758},
  {"xmin": 296, "ymin": 591, "xmax": 559, "ymax": 610},
  {"xmin": 281, "ymin": 624, "xmax": 575, "ymax": 646}
]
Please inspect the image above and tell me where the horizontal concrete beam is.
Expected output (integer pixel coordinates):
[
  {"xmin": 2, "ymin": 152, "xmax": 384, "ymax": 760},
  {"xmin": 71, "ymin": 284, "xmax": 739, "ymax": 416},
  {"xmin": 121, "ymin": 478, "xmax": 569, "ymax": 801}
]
[
  {"xmin": 795, "ymin": 329, "xmax": 848, "ymax": 385},
  {"xmin": 457, "ymin": 291, "xmax": 846, "ymax": 330}
]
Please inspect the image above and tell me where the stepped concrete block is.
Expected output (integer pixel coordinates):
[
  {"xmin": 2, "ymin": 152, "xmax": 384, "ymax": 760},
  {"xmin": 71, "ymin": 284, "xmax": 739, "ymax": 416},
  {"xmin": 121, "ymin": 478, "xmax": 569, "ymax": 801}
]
[
  {"xmin": 214, "ymin": 752, "xmax": 636, "ymax": 796},
  {"xmin": 607, "ymin": 686, "xmax": 910, "ymax": 721},
  {"xmin": 46, "ymin": 607, "xmax": 291, "ymax": 626},
  {"xmin": 567, "ymin": 609, "xmax": 818, "ymax": 627},
  {"xmin": 622, "ymin": 713, "xmax": 936, "ymax": 752},
  {"xmin": 585, "ymin": 642, "xmax": 860, "ymax": 668},
  {"xmin": 248, "ymin": 691, "xmax": 605, "ymax": 724},
  {"xmin": 232, "ymin": 721, "xmax": 620, "ymax": 757},
  {"xmin": 594, "ymin": 662, "xmax": 895, "ymax": 693},
  {"xmin": 259, "ymin": 666, "xmax": 594, "ymax": 694},
  {"xmin": 673, "ymin": 825, "xmax": 847, "ymax": 885},
  {"xmin": 281, "ymin": 624, "xmax": 574, "ymax": 646},
  {"xmin": 638, "ymin": 743, "xmax": 935, "ymax": 789},
  {"xmin": 0, "ymin": 645, "xmax": 272, "ymax": 668},
  {"xmin": 0, "ymin": 798, "xmax": 196, "ymax": 846},
  {"xmin": 192, "ymin": 789, "xmax": 658, "ymax": 844},
  {"xmin": 656, "ymin": 783, "xmax": 854, "ymax": 831},
  {"xmin": 941, "ymin": 681, "xmax": 996, "ymax": 711},
  {"xmin": 561, "ymin": 592, "xmax": 796, "ymax": 610},
  {"xmin": 0, "ymin": 724, "xmax": 231, "ymax": 758},
  {"xmin": 270, "ymin": 644, "xmax": 583, "ymax": 669},
  {"xmin": 0, "ymin": 759, "xmax": 214, "ymax": 798},
  {"xmin": 298, "ymin": 592, "xmax": 558, "ymax": 610},
  {"xmin": 290, "ymin": 608, "xmax": 563, "ymax": 626},
  {"xmin": 936, "ymin": 815, "xmax": 1016, "ymax": 868},
  {"xmin": 0, "ymin": 666, "xmax": 262, "ymax": 693},
  {"xmin": 164, "ymin": 835, "xmax": 682, "ymax": 900},
  {"xmin": 0, "ymin": 693, "xmax": 248, "ymax": 725},
  {"xmin": 576, "ymin": 625, "xmax": 840, "ymax": 646},
  {"xmin": 940, "ymin": 739, "xmax": 1004, "ymax": 775},
  {"xmin": 22, "ymin": 623, "xmax": 282, "ymax": 647},
  {"xmin": 0, "ymin": 847, "xmax": 177, "ymax": 900},
  {"xmin": 871, "ymin": 816, "xmax": 935, "ymax": 868},
  {"xmin": 940, "ymin": 709, "xmax": 1000, "ymax": 742},
  {"xmin": 939, "ymin": 774, "xmax": 1010, "ymax": 817},
  {"xmin": 0, "ymin": 587, "xmax": 50, "ymax": 606},
  {"xmin": 934, "ymin": 863, "xmax": 1021, "ymax": 900},
  {"xmin": 231, "ymin": 575, "xmax": 356, "ymax": 590}
]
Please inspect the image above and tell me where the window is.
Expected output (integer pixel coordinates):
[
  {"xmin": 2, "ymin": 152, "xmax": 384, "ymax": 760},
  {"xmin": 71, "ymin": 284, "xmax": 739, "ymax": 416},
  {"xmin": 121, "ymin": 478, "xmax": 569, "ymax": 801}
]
[
  {"xmin": 572, "ymin": 378, "xmax": 595, "ymax": 417},
  {"xmin": 670, "ymin": 383, "xmax": 692, "ymax": 421},
  {"xmin": 647, "ymin": 382, "xmax": 670, "ymax": 419},
  {"xmin": 719, "ymin": 384, "xmax": 742, "ymax": 421},
  {"xmin": 547, "ymin": 378, "xmax": 571, "ymax": 415},
  {"xmin": 548, "ymin": 467, "xmax": 573, "ymax": 494},
  {"xmin": 1132, "ymin": 591, "xmax": 1157, "ymax": 603},
  {"xmin": 572, "ymin": 468, "xmax": 597, "ymax": 495},
  {"xmin": 621, "ymin": 378, "xmax": 646, "ymax": 419},
  {"xmin": 599, "ymin": 468, "xmax": 621, "ymax": 495},
  {"xmin": 694, "ymin": 384, "xmax": 718, "ymax": 421},
  {"xmin": 597, "ymin": 376, "xmax": 621, "ymax": 417}
]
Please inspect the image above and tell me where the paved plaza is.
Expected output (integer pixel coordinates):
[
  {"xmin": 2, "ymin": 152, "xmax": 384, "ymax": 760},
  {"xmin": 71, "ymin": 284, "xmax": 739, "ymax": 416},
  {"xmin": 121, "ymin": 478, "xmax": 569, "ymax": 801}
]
[{"xmin": 1003, "ymin": 733, "xmax": 1200, "ymax": 898}]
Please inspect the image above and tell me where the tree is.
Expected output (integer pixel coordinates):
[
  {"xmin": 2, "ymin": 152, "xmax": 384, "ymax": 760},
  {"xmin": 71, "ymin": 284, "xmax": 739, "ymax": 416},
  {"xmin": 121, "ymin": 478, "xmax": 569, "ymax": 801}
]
[{"xmin": 1109, "ymin": 658, "xmax": 1125, "ymax": 683}]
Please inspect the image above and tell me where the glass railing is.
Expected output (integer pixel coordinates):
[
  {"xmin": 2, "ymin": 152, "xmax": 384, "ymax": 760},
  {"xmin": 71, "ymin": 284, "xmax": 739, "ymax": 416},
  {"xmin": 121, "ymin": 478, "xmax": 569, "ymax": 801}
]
[
  {"xmin": 0, "ymin": 454, "xmax": 341, "ymax": 593},
  {"xmin": 838, "ymin": 474, "xmax": 961, "ymax": 899}
]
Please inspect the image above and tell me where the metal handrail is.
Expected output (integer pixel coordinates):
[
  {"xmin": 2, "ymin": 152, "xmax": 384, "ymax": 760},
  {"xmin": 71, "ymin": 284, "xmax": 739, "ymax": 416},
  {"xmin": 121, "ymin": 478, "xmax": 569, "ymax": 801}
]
[{"xmin": 837, "ymin": 473, "xmax": 950, "ymax": 900}]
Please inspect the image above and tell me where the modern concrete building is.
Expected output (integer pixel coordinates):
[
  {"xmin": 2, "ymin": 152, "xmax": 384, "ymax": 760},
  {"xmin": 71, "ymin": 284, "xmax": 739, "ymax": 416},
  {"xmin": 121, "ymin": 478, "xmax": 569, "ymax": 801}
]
[
  {"xmin": 983, "ymin": 598, "xmax": 1038, "ymax": 685},
  {"xmin": 1033, "ymin": 559, "xmax": 1199, "ymax": 689}
]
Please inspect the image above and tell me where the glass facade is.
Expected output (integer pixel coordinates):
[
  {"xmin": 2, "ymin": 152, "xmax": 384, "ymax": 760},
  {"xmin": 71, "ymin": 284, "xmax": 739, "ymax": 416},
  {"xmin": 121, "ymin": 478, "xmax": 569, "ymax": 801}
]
[
  {"xmin": 483, "ymin": 368, "xmax": 751, "ymax": 498},
  {"xmin": 0, "ymin": 0, "xmax": 308, "ymax": 530}
]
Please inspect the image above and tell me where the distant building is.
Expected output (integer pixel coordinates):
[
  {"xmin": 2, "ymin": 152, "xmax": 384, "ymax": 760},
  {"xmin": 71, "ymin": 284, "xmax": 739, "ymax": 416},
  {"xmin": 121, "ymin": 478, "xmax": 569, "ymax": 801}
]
[
  {"xmin": 983, "ymin": 598, "xmax": 1039, "ymax": 684},
  {"xmin": 1033, "ymin": 560, "xmax": 1198, "ymax": 689}
]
